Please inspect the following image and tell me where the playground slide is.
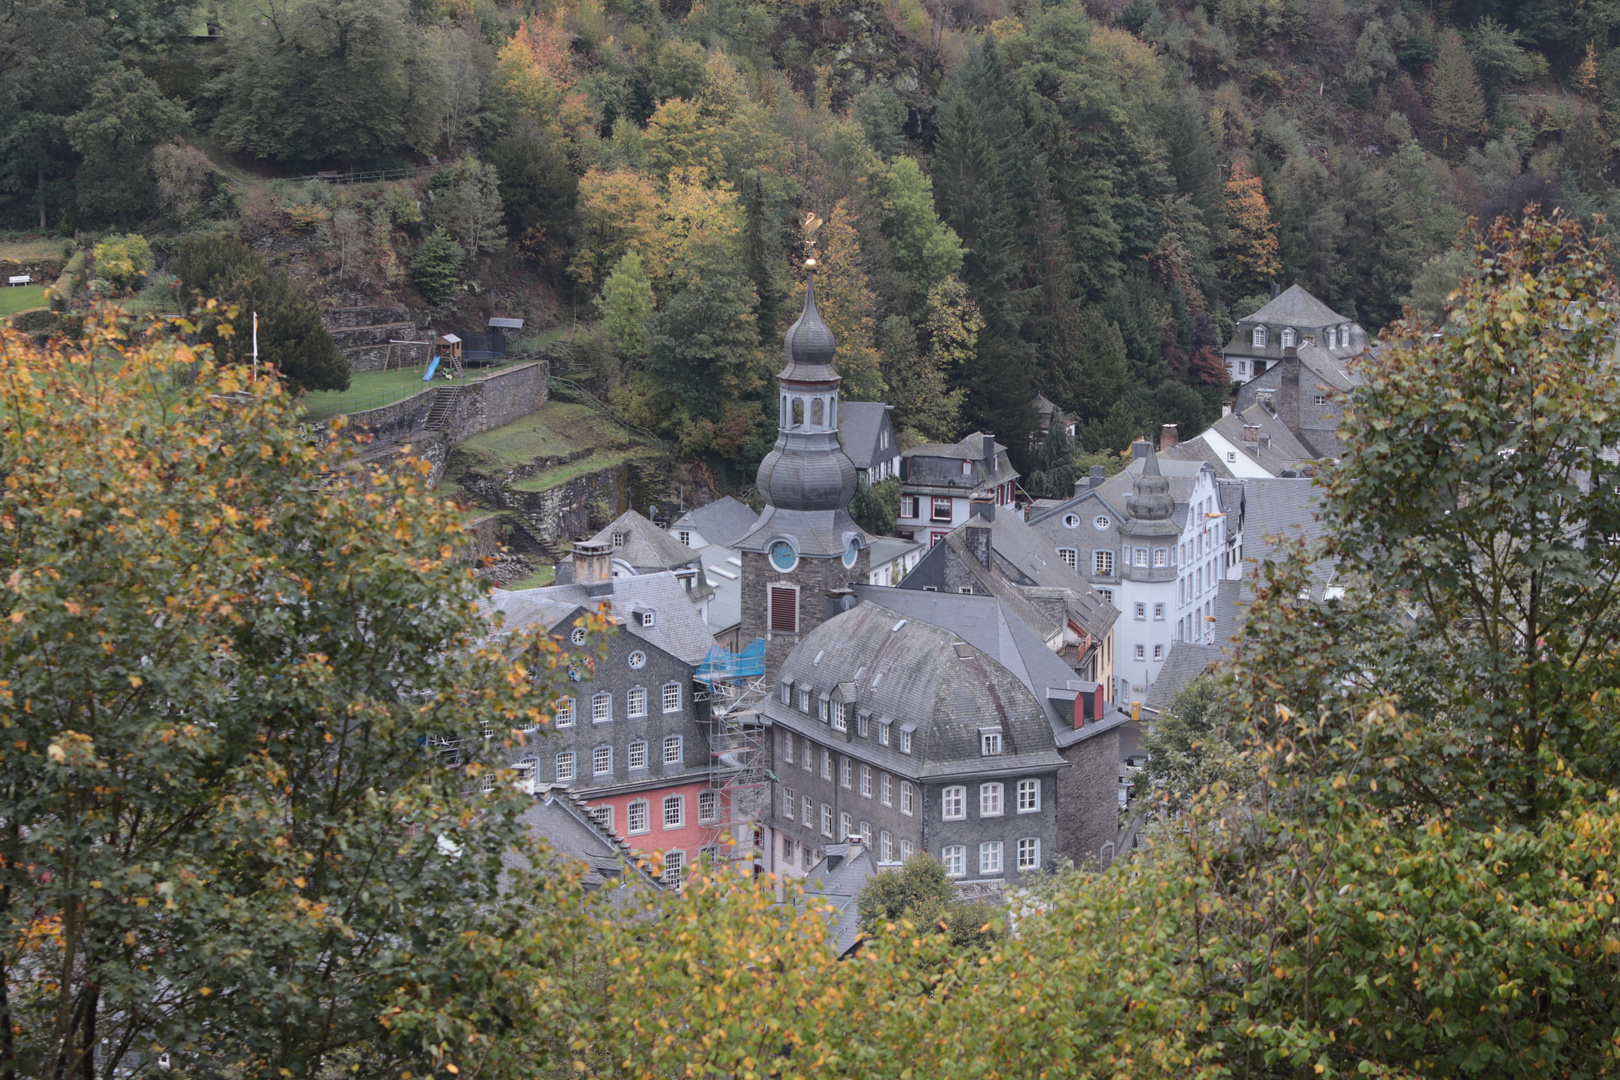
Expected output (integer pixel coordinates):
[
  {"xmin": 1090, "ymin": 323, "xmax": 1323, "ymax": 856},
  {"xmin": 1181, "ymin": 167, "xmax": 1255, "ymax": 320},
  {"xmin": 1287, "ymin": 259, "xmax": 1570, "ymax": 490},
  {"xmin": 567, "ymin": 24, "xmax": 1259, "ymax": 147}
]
[{"xmin": 422, "ymin": 356, "xmax": 441, "ymax": 381}]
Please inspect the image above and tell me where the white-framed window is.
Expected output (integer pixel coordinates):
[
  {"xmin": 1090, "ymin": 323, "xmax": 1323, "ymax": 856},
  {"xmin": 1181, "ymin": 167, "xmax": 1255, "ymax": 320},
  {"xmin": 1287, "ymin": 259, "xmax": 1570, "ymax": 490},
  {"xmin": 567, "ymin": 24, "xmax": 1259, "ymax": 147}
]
[
  {"xmin": 1017, "ymin": 837, "xmax": 1040, "ymax": 870},
  {"xmin": 981, "ymin": 731, "xmax": 1002, "ymax": 756},
  {"xmin": 662, "ymin": 683, "xmax": 681, "ymax": 713},
  {"xmin": 980, "ymin": 782, "xmax": 1004, "ymax": 817},
  {"xmin": 858, "ymin": 820, "xmax": 871, "ymax": 844},
  {"xmin": 639, "ymin": 610, "xmax": 656, "ymax": 628},
  {"xmin": 555, "ymin": 698, "xmax": 574, "ymax": 727},
  {"xmin": 942, "ymin": 785, "xmax": 966, "ymax": 820},
  {"xmin": 980, "ymin": 840, "xmax": 1003, "ymax": 875},
  {"xmin": 1134, "ymin": 602, "xmax": 1146, "ymax": 620},
  {"xmin": 628, "ymin": 800, "xmax": 649, "ymax": 834},
  {"xmin": 820, "ymin": 803, "xmax": 833, "ymax": 837},
  {"xmin": 818, "ymin": 698, "xmax": 830, "ymax": 723},
  {"xmin": 901, "ymin": 495, "xmax": 918, "ymax": 519},
  {"xmin": 662, "ymin": 795, "xmax": 684, "ymax": 829},
  {"xmin": 931, "ymin": 497, "xmax": 953, "ymax": 521},
  {"xmin": 1093, "ymin": 550, "xmax": 1114, "ymax": 576},
  {"xmin": 1228, "ymin": 451, "xmax": 1237, "ymax": 463},
  {"xmin": 1313, "ymin": 394, "xmax": 1328, "ymax": 406},
  {"xmin": 1153, "ymin": 603, "xmax": 1165, "ymax": 620},
  {"xmin": 839, "ymin": 812, "xmax": 852, "ymax": 841},
  {"xmin": 784, "ymin": 786, "xmax": 795, "ymax": 815},
  {"xmin": 1154, "ymin": 644, "xmax": 1165, "ymax": 660},
  {"xmin": 678, "ymin": 529, "xmax": 691, "ymax": 546},
  {"xmin": 942, "ymin": 845, "xmax": 966, "ymax": 878},
  {"xmin": 592, "ymin": 745, "xmax": 612, "ymax": 776},
  {"xmin": 832, "ymin": 701, "xmax": 847, "ymax": 732},
  {"xmin": 901, "ymin": 838, "xmax": 915, "ymax": 860},
  {"xmin": 860, "ymin": 764, "xmax": 873, "ymax": 798},
  {"xmin": 1251, "ymin": 326, "xmax": 1266, "ymax": 348},
  {"xmin": 662, "ymin": 850, "xmax": 685, "ymax": 888},
  {"xmin": 627, "ymin": 687, "xmax": 647, "ymax": 718},
  {"xmin": 880, "ymin": 773, "xmax": 893, "ymax": 805},
  {"xmin": 592, "ymin": 693, "xmax": 612, "ymax": 723},
  {"xmin": 960, "ymin": 460, "xmax": 972, "ymax": 476},
  {"xmin": 611, "ymin": 531, "xmax": 626, "ymax": 549},
  {"xmin": 1238, "ymin": 360, "xmax": 1249, "ymax": 376},
  {"xmin": 881, "ymin": 830, "xmax": 894, "ymax": 863},
  {"xmin": 1098, "ymin": 589, "xmax": 1113, "ymax": 603},
  {"xmin": 663, "ymin": 734, "xmax": 682, "ymax": 765},
  {"xmin": 1062, "ymin": 513, "xmax": 1080, "ymax": 529},
  {"xmin": 1134, "ymin": 548, "xmax": 1148, "ymax": 567},
  {"xmin": 878, "ymin": 720, "xmax": 890, "ymax": 745},
  {"xmin": 589, "ymin": 805, "xmax": 613, "ymax": 833},
  {"xmin": 698, "ymin": 790, "xmax": 718, "ymax": 823},
  {"xmin": 900, "ymin": 729, "xmax": 913, "ymax": 754},
  {"xmin": 802, "ymin": 795, "xmax": 813, "ymax": 824},
  {"xmin": 1153, "ymin": 548, "xmax": 1168, "ymax": 567},
  {"xmin": 840, "ymin": 757, "xmax": 853, "ymax": 789},
  {"xmin": 801, "ymin": 737, "xmax": 813, "ymax": 771},
  {"xmin": 1281, "ymin": 327, "xmax": 1296, "ymax": 348},
  {"xmin": 628, "ymin": 740, "xmax": 648, "ymax": 770},
  {"xmin": 1058, "ymin": 547, "xmax": 1078, "ymax": 569},
  {"xmin": 901, "ymin": 781, "xmax": 915, "ymax": 816},
  {"xmin": 781, "ymin": 732, "xmax": 794, "ymax": 764},
  {"xmin": 1134, "ymin": 644, "xmax": 1145, "ymax": 660},
  {"xmin": 797, "ymin": 688, "xmax": 811, "ymax": 712},
  {"xmin": 780, "ymin": 681, "xmax": 792, "ymax": 704},
  {"xmin": 1017, "ymin": 778, "xmax": 1040, "ymax": 813},
  {"xmin": 857, "ymin": 712, "xmax": 870, "ymax": 737},
  {"xmin": 555, "ymin": 751, "xmax": 576, "ymax": 782},
  {"xmin": 821, "ymin": 748, "xmax": 833, "ymax": 780}
]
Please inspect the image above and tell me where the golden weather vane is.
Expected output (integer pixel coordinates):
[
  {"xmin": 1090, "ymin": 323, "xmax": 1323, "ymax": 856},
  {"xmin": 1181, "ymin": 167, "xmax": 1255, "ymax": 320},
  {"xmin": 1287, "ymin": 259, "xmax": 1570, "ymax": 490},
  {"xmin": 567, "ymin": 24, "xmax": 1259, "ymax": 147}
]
[{"xmin": 801, "ymin": 211, "xmax": 823, "ymax": 267}]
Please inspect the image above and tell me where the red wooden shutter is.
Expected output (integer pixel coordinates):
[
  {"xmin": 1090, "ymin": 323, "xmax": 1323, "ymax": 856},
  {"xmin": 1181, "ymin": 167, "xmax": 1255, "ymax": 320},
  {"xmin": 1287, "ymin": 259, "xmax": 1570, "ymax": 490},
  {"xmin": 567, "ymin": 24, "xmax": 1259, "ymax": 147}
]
[{"xmin": 769, "ymin": 586, "xmax": 797, "ymax": 632}]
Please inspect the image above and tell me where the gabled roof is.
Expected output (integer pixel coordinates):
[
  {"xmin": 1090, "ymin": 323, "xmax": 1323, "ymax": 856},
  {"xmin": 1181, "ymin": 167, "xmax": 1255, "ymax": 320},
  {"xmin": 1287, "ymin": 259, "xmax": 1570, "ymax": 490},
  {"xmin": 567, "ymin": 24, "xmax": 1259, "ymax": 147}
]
[
  {"xmin": 502, "ymin": 785, "xmax": 664, "ymax": 897},
  {"xmin": 670, "ymin": 496, "xmax": 760, "ymax": 549},
  {"xmin": 801, "ymin": 842, "xmax": 881, "ymax": 956},
  {"xmin": 1240, "ymin": 284, "xmax": 1350, "ymax": 328},
  {"xmin": 1295, "ymin": 342, "xmax": 1361, "ymax": 394},
  {"xmin": 1142, "ymin": 642, "xmax": 1225, "ymax": 714},
  {"xmin": 486, "ymin": 572, "xmax": 718, "ymax": 666},
  {"xmin": 1030, "ymin": 455, "xmax": 1215, "ymax": 535},
  {"xmin": 1167, "ymin": 405, "xmax": 1315, "ymax": 478},
  {"xmin": 902, "ymin": 432, "xmax": 1020, "ymax": 491},
  {"xmin": 838, "ymin": 402, "xmax": 894, "ymax": 470},
  {"xmin": 588, "ymin": 510, "xmax": 701, "ymax": 571}
]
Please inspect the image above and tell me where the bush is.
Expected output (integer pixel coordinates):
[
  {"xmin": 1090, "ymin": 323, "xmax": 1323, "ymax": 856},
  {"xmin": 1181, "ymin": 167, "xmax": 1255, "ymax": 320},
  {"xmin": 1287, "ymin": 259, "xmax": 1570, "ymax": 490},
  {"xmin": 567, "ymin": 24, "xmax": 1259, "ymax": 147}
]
[
  {"xmin": 411, "ymin": 228, "xmax": 464, "ymax": 304},
  {"xmin": 10, "ymin": 308, "xmax": 60, "ymax": 333},
  {"xmin": 91, "ymin": 234, "xmax": 153, "ymax": 293}
]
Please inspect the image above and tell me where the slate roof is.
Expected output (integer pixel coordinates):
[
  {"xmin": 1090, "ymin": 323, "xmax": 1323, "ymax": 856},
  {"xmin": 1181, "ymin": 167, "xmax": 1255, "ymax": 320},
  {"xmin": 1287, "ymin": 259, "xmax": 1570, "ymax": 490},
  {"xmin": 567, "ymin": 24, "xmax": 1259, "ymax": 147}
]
[
  {"xmin": 1295, "ymin": 343, "xmax": 1360, "ymax": 393},
  {"xmin": 670, "ymin": 496, "xmax": 759, "ymax": 549},
  {"xmin": 1031, "ymin": 455, "xmax": 1215, "ymax": 534},
  {"xmin": 852, "ymin": 585, "xmax": 1126, "ymax": 751},
  {"xmin": 485, "ymin": 571, "xmax": 719, "ymax": 666},
  {"xmin": 1142, "ymin": 642, "xmax": 1225, "ymax": 714},
  {"xmin": 502, "ymin": 784, "xmax": 664, "ymax": 896},
  {"xmin": 1236, "ymin": 478, "xmax": 1335, "ymax": 604},
  {"xmin": 838, "ymin": 402, "xmax": 894, "ymax": 471},
  {"xmin": 1167, "ymin": 405, "xmax": 1316, "ymax": 478},
  {"xmin": 764, "ymin": 601, "xmax": 1069, "ymax": 782},
  {"xmin": 589, "ymin": 510, "xmax": 703, "ymax": 572},
  {"xmin": 1240, "ymin": 284, "xmax": 1350, "ymax": 328},
  {"xmin": 867, "ymin": 536, "xmax": 922, "ymax": 570},
  {"xmin": 903, "ymin": 433, "xmax": 1020, "ymax": 491},
  {"xmin": 734, "ymin": 504, "xmax": 872, "ymax": 559},
  {"xmin": 800, "ymin": 842, "xmax": 880, "ymax": 956},
  {"xmin": 695, "ymin": 545, "xmax": 743, "ymax": 633}
]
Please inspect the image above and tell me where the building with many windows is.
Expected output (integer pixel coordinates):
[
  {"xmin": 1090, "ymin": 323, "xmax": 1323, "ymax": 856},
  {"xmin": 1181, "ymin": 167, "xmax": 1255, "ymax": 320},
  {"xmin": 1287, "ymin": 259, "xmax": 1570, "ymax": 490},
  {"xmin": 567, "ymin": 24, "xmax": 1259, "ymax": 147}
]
[
  {"xmin": 766, "ymin": 601, "xmax": 1067, "ymax": 890},
  {"xmin": 895, "ymin": 432, "xmax": 1020, "ymax": 547},
  {"xmin": 1223, "ymin": 284, "xmax": 1366, "ymax": 387},
  {"xmin": 485, "ymin": 545, "xmax": 721, "ymax": 884}
]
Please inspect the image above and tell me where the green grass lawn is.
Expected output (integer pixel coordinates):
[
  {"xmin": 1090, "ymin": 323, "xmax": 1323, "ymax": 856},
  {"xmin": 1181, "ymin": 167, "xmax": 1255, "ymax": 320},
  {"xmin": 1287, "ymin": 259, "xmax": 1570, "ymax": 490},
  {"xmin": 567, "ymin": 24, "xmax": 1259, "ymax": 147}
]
[
  {"xmin": 0, "ymin": 286, "xmax": 47, "ymax": 317},
  {"xmin": 458, "ymin": 401, "xmax": 628, "ymax": 468},
  {"xmin": 299, "ymin": 361, "xmax": 521, "ymax": 421},
  {"xmin": 500, "ymin": 565, "xmax": 556, "ymax": 590}
]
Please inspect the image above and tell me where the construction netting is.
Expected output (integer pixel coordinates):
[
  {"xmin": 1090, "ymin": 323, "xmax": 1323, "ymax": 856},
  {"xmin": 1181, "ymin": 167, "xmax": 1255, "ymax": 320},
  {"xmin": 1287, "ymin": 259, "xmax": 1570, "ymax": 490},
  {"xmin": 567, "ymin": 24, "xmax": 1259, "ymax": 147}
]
[{"xmin": 695, "ymin": 639, "xmax": 766, "ymax": 684}]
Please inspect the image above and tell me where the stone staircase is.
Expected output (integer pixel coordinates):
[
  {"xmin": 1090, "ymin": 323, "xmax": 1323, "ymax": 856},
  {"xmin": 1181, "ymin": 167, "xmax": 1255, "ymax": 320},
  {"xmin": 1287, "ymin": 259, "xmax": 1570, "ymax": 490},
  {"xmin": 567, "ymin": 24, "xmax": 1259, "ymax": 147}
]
[
  {"xmin": 320, "ymin": 304, "xmax": 423, "ymax": 373},
  {"xmin": 424, "ymin": 385, "xmax": 463, "ymax": 431}
]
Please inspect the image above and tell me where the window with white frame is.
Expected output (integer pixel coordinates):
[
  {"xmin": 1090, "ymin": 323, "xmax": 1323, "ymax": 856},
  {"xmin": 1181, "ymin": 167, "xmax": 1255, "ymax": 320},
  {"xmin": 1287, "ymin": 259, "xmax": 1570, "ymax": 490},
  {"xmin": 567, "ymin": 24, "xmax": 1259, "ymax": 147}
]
[
  {"xmin": 589, "ymin": 805, "xmax": 613, "ymax": 833},
  {"xmin": 900, "ymin": 728, "xmax": 913, "ymax": 754},
  {"xmin": 901, "ymin": 781, "xmax": 915, "ymax": 816},
  {"xmin": 639, "ymin": 610, "xmax": 656, "ymax": 628},
  {"xmin": 1134, "ymin": 602, "xmax": 1146, "ymax": 620},
  {"xmin": 901, "ymin": 838, "xmax": 915, "ymax": 860},
  {"xmin": 1228, "ymin": 451, "xmax": 1237, "ymax": 463},
  {"xmin": 1153, "ymin": 548, "xmax": 1168, "ymax": 567},
  {"xmin": 802, "ymin": 795, "xmax": 813, "ymax": 824},
  {"xmin": 628, "ymin": 740, "xmax": 648, "ymax": 770},
  {"xmin": 1058, "ymin": 547, "xmax": 1078, "ymax": 569},
  {"xmin": 592, "ymin": 745, "xmax": 612, "ymax": 776},
  {"xmin": 840, "ymin": 757, "xmax": 852, "ymax": 789},
  {"xmin": 1154, "ymin": 644, "xmax": 1165, "ymax": 661},
  {"xmin": 663, "ymin": 734, "xmax": 682, "ymax": 765},
  {"xmin": 662, "ymin": 683, "xmax": 681, "ymax": 713},
  {"xmin": 1099, "ymin": 588, "xmax": 1113, "ymax": 603},
  {"xmin": 818, "ymin": 698, "xmax": 830, "ymax": 723},
  {"xmin": 1017, "ymin": 837, "xmax": 1040, "ymax": 870},
  {"xmin": 627, "ymin": 687, "xmax": 647, "ymax": 718},
  {"xmin": 942, "ymin": 845, "xmax": 966, "ymax": 877},
  {"xmin": 981, "ymin": 731, "xmax": 1002, "ymax": 756},
  {"xmin": 797, "ymin": 688, "xmax": 811, "ymax": 712},
  {"xmin": 859, "ymin": 820, "xmax": 871, "ymax": 844},
  {"xmin": 821, "ymin": 748, "xmax": 833, "ymax": 780},
  {"xmin": 1153, "ymin": 602, "xmax": 1165, "ymax": 620},
  {"xmin": 1134, "ymin": 547, "xmax": 1148, "ymax": 567},
  {"xmin": 931, "ymin": 497, "xmax": 953, "ymax": 522},
  {"xmin": 661, "ymin": 850, "xmax": 684, "ymax": 888},
  {"xmin": 857, "ymin": 712, "xmax": 869, "ymax": 738},
  {"xmin": 839, "ymin": 812, "xmax": 852, "ymax": 841},
  {"xmin": 627, "ymin": 800, "xmax": 649, "ymax": 834},
  {"xmin": 820, "ymin": 803, "xmax": 833, "ymax": 837},
  {"xmin": 1017, "ymin": 778, "xmax": 1040, "ymax": 813},
  {"xmin": 1134, "ymin": 644, "xmax": 1145, "ymax": 660},
  {"xmin": 678, "ymin": 530, "xmax": 691, "ymax": 546},
  {"xmin": 1094, "ymin": 550, "xmax": 1115, "ymax": 576},
  {"xmin": 1281, "ymin": 327, "xmax": 1296, "ymax": 348},
  {"xmin": 901, "ymin": 495, "xmax": 918, "ymax": 519},
  {"xmin": 860, "ymin": 764, "xmax": 873, "ymax": 798},
  {"xmin": 611, "ymin": 532, "xmax": 626, "ymax": 549},
  {"xmin": 832, "ymin": 701, "xmax": 847, "ymax": 732},
  {"xmin": 1313, "ymin": 394, "xmax": 1328, "ymax": 406},
  {"xmin": 980, "ymin": 782, "xmax": 1004, "ymax": 817},
  {"xmin": 781, "ymin": 732, "xmax": 793, "ymax": 764},
  {"xmin": 662, "ymin": 795, "xmax": 684, "ymax": 829},
  {"xmin": 801, "ymin": 737, "xmax": 813, "ymax": 771},
  {"xmin": 880, "ymin": 773, "xmax": 893, "ymax": 805},
  {"xmin": 783, "ymin": 786, "xmax": 795, "ymax": 815},
  {"xmin": 592, "ymin": 693, "xmax": 612, "ymax": 722},
  {"xmin": 878, "ymin": 720, "xmax": 890, "ymax": 745},
  {"xmin": 698, "ymin": 790, "xmax": 718, "ymax": 823},
  {"xmin": 780, "ymin": 681, "xmax": 792, "ymax": 704},
  {"xmin": 942, "ymin": 785, "xmax": 966, "ymax": 820},
  {"xmin": 555, "ymin": 751, "xmax": 575, "ymax": 782},
  {"xmin": 881, "ymin": 830, "xmax": 894, "ymax": 863},
  {"xmin": 980, "ymin": 840, "xmax": 1003, "ymax": 875},
  {"xmin": 1252, "ymin": 326, "xmax": 1267, "ymax": 348},
  {"xmin": 555, "ymin": 698, "xmax": 574, "ymax": 727}
]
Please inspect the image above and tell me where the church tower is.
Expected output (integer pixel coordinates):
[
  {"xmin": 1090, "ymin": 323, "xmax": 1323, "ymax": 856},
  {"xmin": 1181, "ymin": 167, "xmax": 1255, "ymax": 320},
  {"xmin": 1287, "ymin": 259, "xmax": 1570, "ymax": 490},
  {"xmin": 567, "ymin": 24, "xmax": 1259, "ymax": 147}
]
[{"xmin": 735, "ymin": 270, "xmax": 874, "ymax": 676}]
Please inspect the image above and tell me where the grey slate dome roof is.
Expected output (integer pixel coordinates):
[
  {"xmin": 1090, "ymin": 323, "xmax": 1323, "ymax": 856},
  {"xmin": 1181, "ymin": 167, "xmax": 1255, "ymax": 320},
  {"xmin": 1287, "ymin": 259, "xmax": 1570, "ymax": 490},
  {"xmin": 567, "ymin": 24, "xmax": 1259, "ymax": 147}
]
[
  {"xmin": 779, "ymin": 274, "xmax": 840, "ymax": 383},
  {"xmin": 757, "ymin": 440, "xmax": 857, "ymax": 512}
]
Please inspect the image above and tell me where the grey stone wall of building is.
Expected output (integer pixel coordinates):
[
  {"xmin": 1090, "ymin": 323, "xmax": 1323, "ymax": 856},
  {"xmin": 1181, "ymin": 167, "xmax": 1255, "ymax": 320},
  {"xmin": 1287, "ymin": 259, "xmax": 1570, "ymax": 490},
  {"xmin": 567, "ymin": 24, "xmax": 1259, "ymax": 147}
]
[
  {"xmin": 918, "ymin": 774, "xmax": 1061, "ymax": 883},
  {"xmin": 1233, "ymin": 356, "xmax": 1344, "ymax": 459},
  {"xmin": 768, "ymin": 728, "xmax": 924, "ymax": 871},
  {"xmin": 740, "ymin": 549, "xmax": 870, "ymax": 678},
  {"xmin": 1055, "ymin": 727, "xmax": 1121, "ymax": 869}
]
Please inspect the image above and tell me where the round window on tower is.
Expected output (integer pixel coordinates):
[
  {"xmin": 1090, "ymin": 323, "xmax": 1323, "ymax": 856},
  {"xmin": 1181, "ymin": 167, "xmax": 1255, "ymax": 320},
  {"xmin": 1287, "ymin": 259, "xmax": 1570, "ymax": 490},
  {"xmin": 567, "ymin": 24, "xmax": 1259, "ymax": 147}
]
[
  {"xmin": 769, "ymin": 540, "xmax": 798, "ymax": 573},
  {"xmin": 843, "ymin": 537, "xmax": 860, "ymax": 568},
  {"xmin": 1094, "ymin": 515, "xmax": 1111, "ymax": 531},
  {"xmin": 628, "ymin": 650, "xmax": 647, "ymax": 670}
]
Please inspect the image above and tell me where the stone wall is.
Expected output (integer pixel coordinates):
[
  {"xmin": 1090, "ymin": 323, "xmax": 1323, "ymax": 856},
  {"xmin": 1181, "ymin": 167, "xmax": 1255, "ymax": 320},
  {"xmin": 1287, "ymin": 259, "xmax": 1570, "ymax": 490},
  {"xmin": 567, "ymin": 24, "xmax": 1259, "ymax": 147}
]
[
  {"xmin": 442, "ymin": 361, "xmax": 549, "ymax": 443},
  {"xmin": 739, "ymin": 549, "xmax": 871, "ymax": 680},
  {"xmin": 1055, "ymin": 726, "xmax": 1122, "ymax": 869},
  {"xmin": 464, "ymin": 459, "xmax": 639, "ymax": 545}
]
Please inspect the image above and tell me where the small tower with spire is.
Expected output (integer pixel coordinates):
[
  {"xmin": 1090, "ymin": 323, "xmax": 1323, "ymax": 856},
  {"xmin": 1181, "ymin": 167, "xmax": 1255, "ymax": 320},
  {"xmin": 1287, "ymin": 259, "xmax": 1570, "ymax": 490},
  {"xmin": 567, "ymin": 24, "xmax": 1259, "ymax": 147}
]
[{"xmin": 734, "ymin": 231, "xmax": 876, "ymax": 676}]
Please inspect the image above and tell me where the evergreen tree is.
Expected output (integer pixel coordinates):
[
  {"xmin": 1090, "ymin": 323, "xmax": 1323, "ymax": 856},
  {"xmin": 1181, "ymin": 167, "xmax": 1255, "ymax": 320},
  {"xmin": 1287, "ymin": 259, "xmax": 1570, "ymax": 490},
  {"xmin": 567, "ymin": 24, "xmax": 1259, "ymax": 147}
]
[
  {"xmin": 741, "ymin": 172, "xmax": 791, "ymax": 345},
  {"xmin": 599, "ymin": 251, "xmax": 654, "ymax": 361},
  {"xmin": 1026, "ymin": 415, "xmax": 1077, "ymax": 499},
  {"xmin": 64, "ymin": 66, "xmax": 190, "ymax": 226},
  {"xmin": 427, "ymin": 157, "xmax": 507, "ymax": 257},
  {"xmin": 875, "ymin": 156, "xmax": 963, "ymax": 298},
  {"xmin": 880, "ymin": 313, "xmax": 964, "ymax": 442},
  {"xmin": 1428, "ymin": 30, "xmax": 1487, "ymax": 160},
  {"xmin": 487, "ymin": 134, "xmax": 579, "ymax": 275},
  {"xmin": 849, "ymin": 477, "xmax": 901, "ymax": 535},
  {"xmin": 410, "ymin": 229, "xmax": 466, "ymax": 305}
]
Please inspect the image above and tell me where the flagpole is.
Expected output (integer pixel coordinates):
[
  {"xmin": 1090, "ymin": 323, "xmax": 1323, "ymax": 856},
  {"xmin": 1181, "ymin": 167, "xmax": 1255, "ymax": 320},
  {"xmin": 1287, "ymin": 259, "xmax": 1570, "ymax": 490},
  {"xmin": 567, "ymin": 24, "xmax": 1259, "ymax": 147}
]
[{"xmin": 252, "ymin": 311, "xmax": 259, "ymax": 382}]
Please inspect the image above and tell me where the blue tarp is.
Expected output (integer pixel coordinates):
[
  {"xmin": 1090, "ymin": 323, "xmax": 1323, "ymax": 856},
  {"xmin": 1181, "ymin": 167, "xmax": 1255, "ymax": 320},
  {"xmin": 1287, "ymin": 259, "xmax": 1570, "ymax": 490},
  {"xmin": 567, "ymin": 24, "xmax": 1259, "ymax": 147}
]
[{"xmin": 695, "ymin": 639, "xmax": 766, "ymax": 684}]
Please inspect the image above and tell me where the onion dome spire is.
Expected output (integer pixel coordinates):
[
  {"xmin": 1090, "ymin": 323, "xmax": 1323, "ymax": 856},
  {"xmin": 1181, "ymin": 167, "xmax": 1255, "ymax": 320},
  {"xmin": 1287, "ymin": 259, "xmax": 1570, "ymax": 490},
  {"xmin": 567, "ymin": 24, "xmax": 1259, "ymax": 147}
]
[{"xmin": 779, "ymin": 273, "xmax": 839, "ymax": 382}]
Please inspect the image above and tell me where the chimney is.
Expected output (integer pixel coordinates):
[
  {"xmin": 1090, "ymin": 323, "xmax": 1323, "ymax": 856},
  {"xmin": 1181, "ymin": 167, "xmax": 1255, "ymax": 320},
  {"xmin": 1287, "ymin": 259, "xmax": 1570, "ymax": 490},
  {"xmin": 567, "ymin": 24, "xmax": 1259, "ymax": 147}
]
[
  {"xmin": 1269, "ymin": 282, "xmax": 1280, "ymax": 299},
  {"xmin": 964, "ymin": 511, "xmax": 993, "ymax": 569},
  {"xmin": 1159, "ymin": 423, "xmax": 1179, "ymax": 451},
  {"xmin": 1242, "ymin": 423, "xmax": 1261, "ymax": 444},
  {"xmin": 982, "ymin": 433, "xmax": 996, "ymax": 479},
  {"xmin": 969, "ymin": 492, "xmax": 995, "ymax": 523},
  {"xmin": 1089, "ymin": 465, "xmax": 1105, "ymax": 488},
  {"xmin": 572, "ymin": 541, "xmax": 613, "ymax": 597},
  {"xmin": 1130, "ymin": 438, "xmax": 1151, "ymax": 462}
]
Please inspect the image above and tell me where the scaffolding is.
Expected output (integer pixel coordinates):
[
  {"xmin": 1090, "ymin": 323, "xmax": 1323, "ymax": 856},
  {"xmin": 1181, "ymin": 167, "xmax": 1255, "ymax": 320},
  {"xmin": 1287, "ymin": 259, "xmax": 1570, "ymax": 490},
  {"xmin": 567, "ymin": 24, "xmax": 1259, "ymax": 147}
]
[{"xmin": 693, "ymin": 640, "xmax": 770, "ymax": 868}]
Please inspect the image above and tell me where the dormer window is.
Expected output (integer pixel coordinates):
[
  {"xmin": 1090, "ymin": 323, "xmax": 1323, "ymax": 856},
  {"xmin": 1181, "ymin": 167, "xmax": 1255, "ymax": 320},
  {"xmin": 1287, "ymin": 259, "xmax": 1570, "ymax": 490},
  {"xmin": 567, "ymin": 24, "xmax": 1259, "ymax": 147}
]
[
  {"xmin": 612, "ymin": 532, "xmax": 626, "ymax": 549},
  {"xmin": 1281, "ymin": 328, "xmax": 1296, "ymax": 348},
  {"xmin": 1252, "ymin": 326, "xmax": 1267, "ymax": 348},
  {"xmin": 981, "ymin": 731, "xmax": 1003, "ymax": 756},
  {"xmin": 640, "ymin": 610, "xmax": 655, "ymax": 628},
  {"xmin": 961, "ymin": 460, "xmax": 972, "ymax": 476},
  {"xmin": 1326, "ymin": 327, "xmax": 1337, "ymax": 348}
]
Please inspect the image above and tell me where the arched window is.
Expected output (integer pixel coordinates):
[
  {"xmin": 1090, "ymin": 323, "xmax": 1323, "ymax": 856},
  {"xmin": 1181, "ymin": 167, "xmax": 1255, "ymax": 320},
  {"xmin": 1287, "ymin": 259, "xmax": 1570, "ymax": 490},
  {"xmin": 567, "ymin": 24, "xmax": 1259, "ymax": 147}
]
[
  {"xmin": 780, "ymin": 395, "xmax": 789, "ymax": 427},
  {"xmin": 810, "ymin": 397, "xmax": 824, "ymax": 427},
  {"xmin": 1281, "ymin": 328, "xmax": 1296, "ymax": 347},
  {"xmin": 1252, "ymin": 326, "xmax": 1267, "ymax": 348},
  {"xmin": 792, "ymin": 398, "xmax": 805, "ymax": 426}
]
